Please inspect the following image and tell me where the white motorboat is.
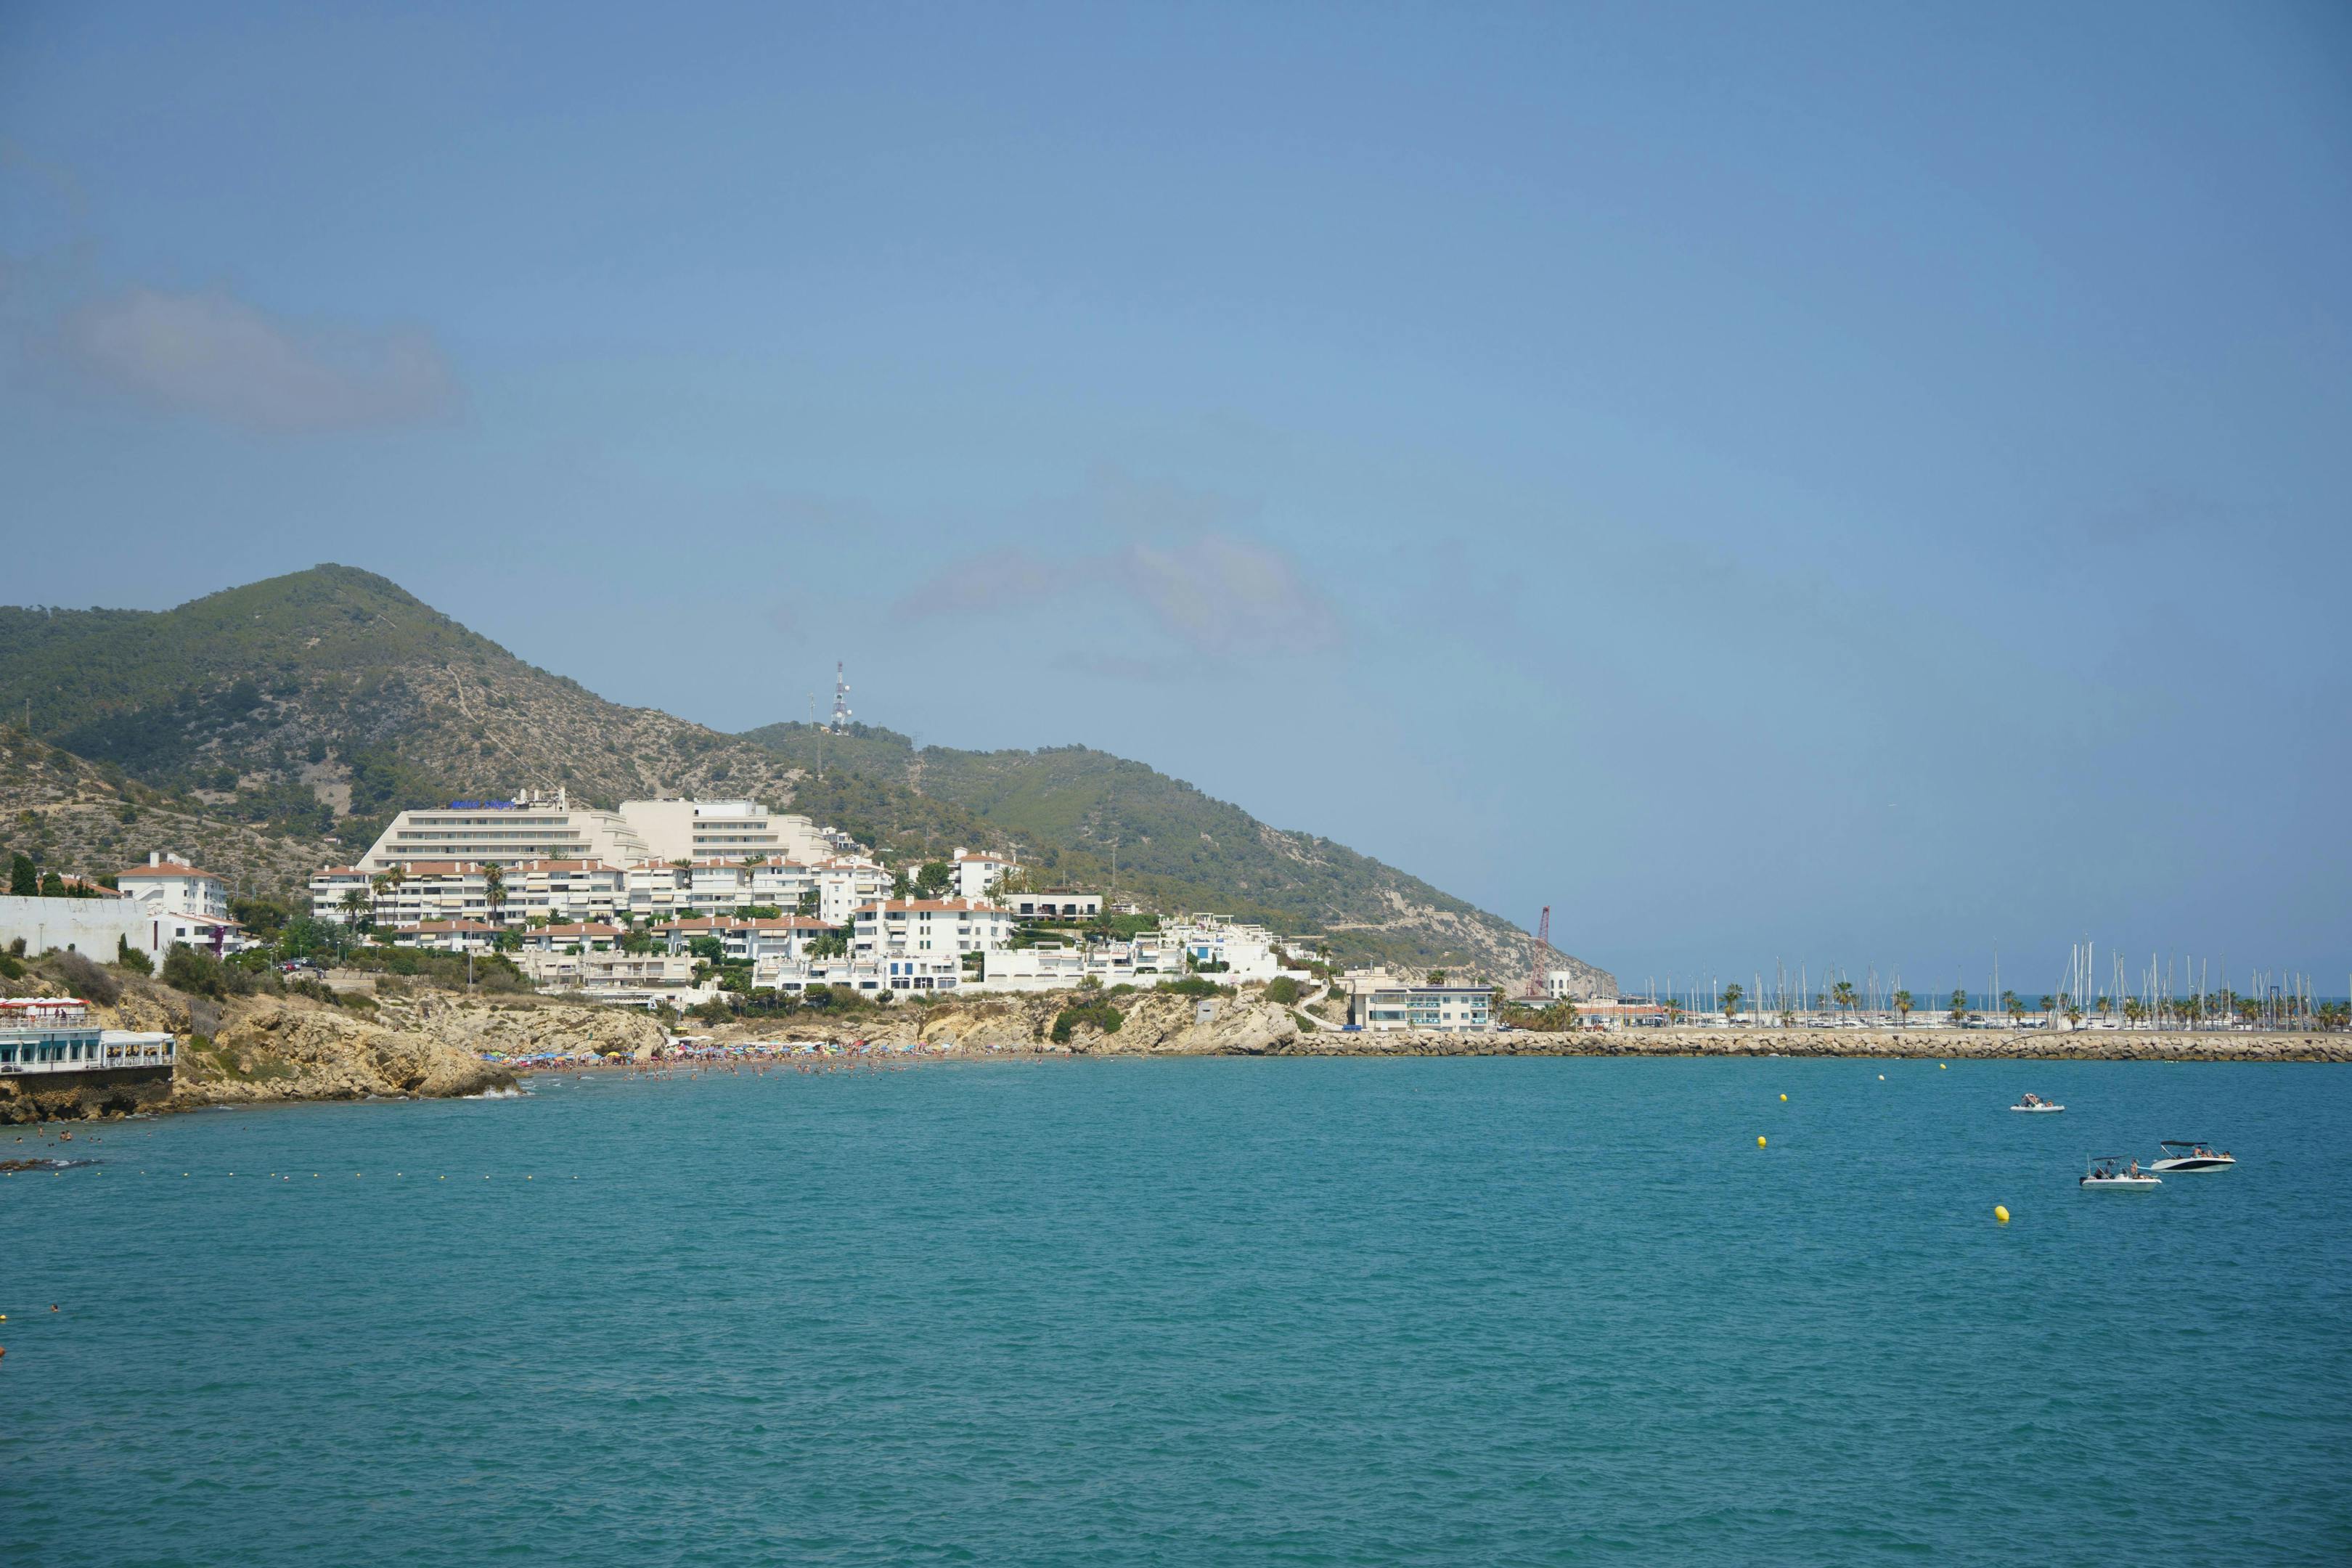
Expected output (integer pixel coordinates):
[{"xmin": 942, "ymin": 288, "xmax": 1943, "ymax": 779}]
[
  {"xmin": 2080, "ymin": 1155, "xmax": 2161, "ymax": 1189},
  {"xmin": 2147, "ymin": 1139, "xmax": 2235, "ymax": 1174},
  {"xmin": 2009, "ymin": 1093, "xmax": 2065, "ymax": 1113}
]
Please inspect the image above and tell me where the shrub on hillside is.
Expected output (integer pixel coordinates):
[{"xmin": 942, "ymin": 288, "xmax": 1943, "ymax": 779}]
[
  {"xmin": 161, "ymin": 943, "xmax": 257, "ymax": 1000},
  {"xmin": 43, "ymin": 947, "xmax": 121, "ymax": 1006},
  {"xmin": 1050, "ymin": 999, "xmax": 1124, "ymax": 1043},
  {"xmin": 115, "ymin": 936, "xmax": 154, "ymax": 976},
  {"xmin": 1164, "ymin": 976, "xmax": 1235, "ymax": 1000},
  {"xmin": 1264, "ymin": 976, "xmax": 1301, "ymax": 1005}
]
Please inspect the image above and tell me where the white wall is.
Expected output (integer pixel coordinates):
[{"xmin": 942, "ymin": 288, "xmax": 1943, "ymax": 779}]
[{"xmin": 0, "ymin": 897, "xmax": 211, "ymax": 962}]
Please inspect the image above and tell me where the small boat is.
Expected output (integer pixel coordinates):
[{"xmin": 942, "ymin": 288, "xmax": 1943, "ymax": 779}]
[
  {"xmin": 2148, "ymin": 1139, "xmax": 2235, "ymax": 1174},
  {"xmin": 2010, "ymin": 1093, "xmax": 2065, "ymax": 1113},
  {"xmin": 2081, "ymin": 1155, "xmax": 2161, "ymax": 1189}
]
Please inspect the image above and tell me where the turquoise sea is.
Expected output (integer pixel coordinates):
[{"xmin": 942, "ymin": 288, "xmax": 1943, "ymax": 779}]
[{"xmin": 6, "ymin": 1056, "xmax": 2350, "ymax": 1565}]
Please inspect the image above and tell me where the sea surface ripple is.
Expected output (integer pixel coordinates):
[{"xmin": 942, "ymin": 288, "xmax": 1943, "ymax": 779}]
[{"xmin": 5, "ymin": 1056, "xmax": 2349, "ymax": 1565}]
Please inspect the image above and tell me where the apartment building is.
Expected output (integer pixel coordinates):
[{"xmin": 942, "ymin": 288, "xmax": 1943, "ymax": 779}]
[
  {"xmin": 311, "ymin": 867, "xmax": 373, "ymax": 923},
  {"xmin": 1349, "ymin": 981, "xmax": 1495, "ymax": 1032},
  {"xmin": 359, "ymin": 788, "xmax": 653, "ymax": 870},
  {"xmin": 517, "ymin": 947, "xmax": 696, "ymax": 1003},
  {"xmin": 518, "ymin": 922, "xmax": 622, "ymax": 952},
  {"xmin": 952, "ymin": 847, "xmax": 1017, "ymax": 901},
  {"xmin": 653, "ymin": 914, "xmax": 833, "ymax": 965},
  {"xmin": 817, "ymin": 858, "xmax": 891, "ymax": 924},
  {"xmin": 323, "ymin": 862, "xmax": 497, "ymax": 928},
  {"xmin": 616, "ymin": 799, "xmax": 835, "ymax": 865},
  {"xmin": 117, "ymin": 852, "xmax": 230, "ymax": 921},
  {"xmin": 851, "ymin": 899, "xmax": 1015, "ymax": 965},
  {"xmin": 390, "ymin": 920, "xmax": 500, "ymax": 955},
  {"xmin": 507, "ymin": 860, "xmax": 627, "ymax": 924}
]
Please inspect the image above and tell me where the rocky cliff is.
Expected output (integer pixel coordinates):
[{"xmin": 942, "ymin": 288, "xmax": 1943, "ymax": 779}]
[{"xmin": 170, "ymin": 997, "xmax": 516, "ymax": 1108}]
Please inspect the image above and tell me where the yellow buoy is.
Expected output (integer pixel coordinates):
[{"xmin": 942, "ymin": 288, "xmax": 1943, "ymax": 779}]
[
  {"xmin": 1940, "ymin": 1063, "xmax": 1948, "ymax": 1070},
  {"xmin": 1877, "ymin": 1074, "xmax": 1885, "ymax": 1081},
  {"xmin": 1779, "ymin": 1093, "xmax": 1788, "ymax": 1102},
  {"xmin": 1994, "ymin": 1205, "xmax": 2011, "ymax": 1223},
  {"xmin": 1757, "ymin": 1135, "xmax": 1768, "ymax": 1148}
]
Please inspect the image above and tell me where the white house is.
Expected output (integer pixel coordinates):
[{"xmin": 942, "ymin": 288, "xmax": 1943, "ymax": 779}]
[
  {"xmin": 1003, "ymin": 891, "xmax": 1104, "ymax": 921},
  {"xmin": 117, "ymin": 852, "xmax": 230, "ymax": 921},
  {"xmin": 1161, "ymin": 915, "xmax": 1286, "ymax": 982}
]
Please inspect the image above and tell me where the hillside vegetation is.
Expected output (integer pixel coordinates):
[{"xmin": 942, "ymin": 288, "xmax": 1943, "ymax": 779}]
[
  {"xmin": 737, "ymin": 724, "xmax": 1593, "ymax": 979},
  {"xmin": 2, "ymin": 566, "xmax": 1602, "ymax": 980}
]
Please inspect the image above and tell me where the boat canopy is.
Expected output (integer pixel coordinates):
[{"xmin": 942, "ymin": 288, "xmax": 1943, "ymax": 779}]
[{"xmin": 2159, "ymin": 1140, "xmax": 2210, "ymax": 1150}]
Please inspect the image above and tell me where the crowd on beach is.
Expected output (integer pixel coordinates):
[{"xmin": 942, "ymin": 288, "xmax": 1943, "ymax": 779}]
[{"xmin": 481, "ymin": 1035, "xmax": 1024, "ymax": 1074}]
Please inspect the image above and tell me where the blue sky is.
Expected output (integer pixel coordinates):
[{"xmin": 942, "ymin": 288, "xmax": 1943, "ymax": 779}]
[{"xmin": 4, "ymin": 2, "xmax": 2348, "ymax": 993}]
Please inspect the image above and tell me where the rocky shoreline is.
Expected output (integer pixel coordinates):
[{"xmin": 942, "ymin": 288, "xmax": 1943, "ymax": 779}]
[{"xmin": 9, "ymin": 976, "xmax": 2343, "ymax": 1125}]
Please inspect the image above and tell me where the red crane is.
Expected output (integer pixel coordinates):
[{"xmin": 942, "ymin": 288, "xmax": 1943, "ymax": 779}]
[{"xmin": 1524, "ymin": 906, "xmax": 1551, "ymax": 1000}]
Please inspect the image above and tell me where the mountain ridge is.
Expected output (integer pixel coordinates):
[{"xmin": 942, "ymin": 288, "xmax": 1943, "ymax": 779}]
[{"xmin": 1, "ymin": 566, "xmax": 1606, "ymax": 982}]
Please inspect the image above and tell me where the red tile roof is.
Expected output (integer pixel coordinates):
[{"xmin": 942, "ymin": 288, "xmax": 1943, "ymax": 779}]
[{"xmin": 119, "ymin": 862, "xmax": 224, "ymax": 882}]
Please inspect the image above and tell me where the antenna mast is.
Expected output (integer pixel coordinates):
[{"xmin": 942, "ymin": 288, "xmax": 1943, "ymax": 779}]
[{"xmin": 829, "ymin": 661, "xmax": 853, "ymax": 732}]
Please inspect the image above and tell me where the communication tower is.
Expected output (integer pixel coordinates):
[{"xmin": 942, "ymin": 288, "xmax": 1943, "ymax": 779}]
[{"xmin": 828, "ymin": 661, "xmax": 853, "ymax": 732}]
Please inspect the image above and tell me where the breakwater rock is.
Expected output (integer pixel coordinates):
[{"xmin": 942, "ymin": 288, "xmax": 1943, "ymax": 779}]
[{"xmin": 1259, "ymin": 1024, "xmax": 2351, "ymax": 1063}]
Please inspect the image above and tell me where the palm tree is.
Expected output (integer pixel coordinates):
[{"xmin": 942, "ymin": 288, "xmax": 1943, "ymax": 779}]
[
  {"xmin": 1892, "ymin": 989, "xmax": 1914, "ymax": 1025},
  {"xmin": 2122, "ymin": 998, "xmax": 2145, "ymax": 1026},
  {"xmin": 1948, "ymin": 988, "xmax": 1969, "ymax": 1026},
  {"xmin": 484, "ymin": 864, "xmax": 507, "ymax": 926},
  {"xmin": 1720, "ymin": 982, "xmax": 1744, "ymax": 1021},
  {"xmin": 1831, "ymin": 980, "xmax": 1857, "ymax": 1020},
  {"xmin": 339, "ymin": 886, "xmax": 371, "ymax": 931}
]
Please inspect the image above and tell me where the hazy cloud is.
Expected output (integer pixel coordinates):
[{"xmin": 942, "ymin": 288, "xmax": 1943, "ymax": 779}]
[
  {"xmin": 902, "ymin": 533, "xmax": 1340, "ymax": 661},
  {"xmin": 67, "ymin": 287, "xmax": 455, "ymax": 431}
]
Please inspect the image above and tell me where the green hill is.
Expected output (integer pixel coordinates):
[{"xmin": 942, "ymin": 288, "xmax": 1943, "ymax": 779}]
[
  {"xmin": 737, "ymin": 723, "xmax": 1591, "ymax": 979},
  {"xmin": 0, "ymin": 565, "xmax": 807, "ymax": 854},
  {"xmin": 1, "ymin": 566, "xmax": 1606, "ymax": 981}
]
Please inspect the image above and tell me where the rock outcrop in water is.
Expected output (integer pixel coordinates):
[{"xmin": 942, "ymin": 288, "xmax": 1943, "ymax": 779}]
[{"xmin": 172, "ymin": 997, "xmax": 515, "ymax": 1108}]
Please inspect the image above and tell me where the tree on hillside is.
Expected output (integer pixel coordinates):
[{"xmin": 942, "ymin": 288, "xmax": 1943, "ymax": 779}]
[
  {"xmin": 913, "ymin": 861, "xmax": 952, "ymax": 899},
  {"xmin": 1427, "ymin": 970, "xmax": 1446, "ymax": 986},
  {"xmin": 795, "ymin": 889, "xmax": 820, "ymax": 916},
  {"xmin": 9, "ymin": 854, "xmax": 36, "ymax": 897}
]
